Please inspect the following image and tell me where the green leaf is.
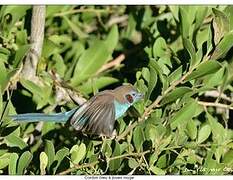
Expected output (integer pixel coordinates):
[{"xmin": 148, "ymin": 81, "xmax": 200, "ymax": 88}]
[
  {"xmin": 63, "ymin": 16, "xmax": 88, "ymax": 39},
  {"xmin": 71, "ymin": 40, "xmax": 110, "ymax": 86},
  {"xmin": 179, "ymin": 7, "xmax": 190, "ymax": 38},
  {"xmin": 212, "ymin": 8, "xmax": 230, "ymax": 45},
  {"xmin": 183, "ymin": 38, "xmax": 197, "ymax": 68},
  {"xmin": 145, "ymin": 64, "xmax": 157, "ymax": 101},
  {"xmin": 8, "ymin": 153, "xmax": 18, "ymax": 175},
  {"xmin": 40, "ymin": 152, "xmax": 48, "ymax": 175},
  {"xmin": 0, "ymin": 60, "xmax": 8, "ymax": 92},
  {"xmin": 128, "ymin": 158, "xmax": 139, "ymax": 169},
  {"xmin": 161, "ymin": 87, "xmax": 193, "ymax": 105},
  {"xmin": 207, "ymin": 112, "xmax": 226, "ymax": 145},
  {"xmin": 223, "ymin": 150, "xmax": 233, "ymax": 166},
  {"xmin": 0, "ymin": 87, "xmax": 2, "ymax": 116},
  {"xmin": 197, "ymin": 124, "xmax": 211, "ymax": 144},
  {"xmin": 105, "ymin": 25, "xmax": 119, "ymax": 53},
  {"xmin": 194, "ymin": 7, "xmax": 208, "ymax": 32},
  {"xmin": 20, "ymin": 79, "xmax": 44, "ymax": 98},
  {"xmin": 141, "ymin": 67, "xmax": 150, "ymax": 83},
  {"xmin": 133, "ymin": 126, "xmax": 145, "ymax": 152},
  {"xmin": 70, "ymin": 143, "xmax": 86, "ymax": 164},
  {"xmin": 185, "ymin": 60, "xmax": 222, "ymax": 81},
  {"xmin": 45, "ymin": 140, "xmax": 55, "ymax": 170},
  {"xmin": 170, "ymin": 100, "xmax": 201, "ymax": 129},
  {"xmin": 13, "ymin": 44, "xmax": 31, "ymax": 68},
  {"xmin": 153, "ymin": 37, "xmax": 167, "ymax": 58},
  {"xmin": 168, "ymin": 65, "xmax": 182, "ymax": 84},
  {"xmin": 17, "ymin": 151, "xmax": 33, "ymax": 175},
  {"xmin": 52, "ymin": 147, "xmax": 69, "ymax": 174},
  {"xmin": 0, "ymin": 153, "xmax": 10, "ymax": 169},
  {"xmin": 78, "ymin": 76, "xmax": 119, "ymax": 95},
  {"xmin": 5, "ymin": 134, "xmax": 27, "ymax": 150},
  {"xmin": 150, "ymin": 165, "xmax": 166, "ymax": 175},
  {"xmin": 0, "ymin": 6, "xmax": 31, "ymax": 31},
  {"xmin": 109, "ymin": 141, "xmax": 121, "ymax": 172},
  {"xmin": 102, "ymin": 139, "xmax": 112, "ymax": 158},
  {"xmin": 211, "ymin": 31, "xmax": 233, "ymax": 60},
  {"xmin": 186, "ymin": 119, "xmax": 197, "ymax": 140}
]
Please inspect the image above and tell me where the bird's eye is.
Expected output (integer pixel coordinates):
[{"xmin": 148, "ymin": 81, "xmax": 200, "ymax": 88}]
[{"xmin": 125, "ymin": 94, "xmax": 134, "ymax": 103}]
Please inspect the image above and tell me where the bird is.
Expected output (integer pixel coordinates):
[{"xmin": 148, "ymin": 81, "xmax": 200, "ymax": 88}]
[{"xmin": 10, "ymin": 84, "xmax": 143, "ymax": 137}]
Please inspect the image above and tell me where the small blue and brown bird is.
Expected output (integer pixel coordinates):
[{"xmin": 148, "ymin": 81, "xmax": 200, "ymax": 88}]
[{"xmin": 11, "ymin": 84, "xmax": 143, "ymax": 137}]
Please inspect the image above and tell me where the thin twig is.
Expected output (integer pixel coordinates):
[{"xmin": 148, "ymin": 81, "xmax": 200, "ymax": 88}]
[
  {"xmin": 97, "ymin": 54, "xmax": 125, "ymax": 74},
  {"xmin": 197, "ymin": 101, "xmax": 233, "ymax": 110},
  {"xmin": 54, "ymin": 8, "xmax": 111, "ymax": 17},
  {"xmin": 204, "ymin": 90, "xmax": 233, "ymax": 103},
  {"xmin": 58, "ymin": 161, "xmax": 98, "ymax": 175},
  {"xmin": 107, "ymin": 15, "xmax": 128, "ymax": 27},
  {"xmin": 108, "ymin": 150, "xmax": 151, "ymax": 161}
]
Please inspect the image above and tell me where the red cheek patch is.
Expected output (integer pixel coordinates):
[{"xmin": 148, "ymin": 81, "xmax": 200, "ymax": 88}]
[{"xmin": 126, "ymin": 94, "xmax": 133, "ymax": 103}]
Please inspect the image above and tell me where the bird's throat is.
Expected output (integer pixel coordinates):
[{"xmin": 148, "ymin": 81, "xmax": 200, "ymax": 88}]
[{"xmin": 114, "ymin": 100, "xmax": 130, "ymax": 119}]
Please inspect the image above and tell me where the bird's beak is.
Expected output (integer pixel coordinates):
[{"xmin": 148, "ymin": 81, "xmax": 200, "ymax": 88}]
[{"xmin": 137, "ymin": 93, "xmax": 144, "ymax": 100}]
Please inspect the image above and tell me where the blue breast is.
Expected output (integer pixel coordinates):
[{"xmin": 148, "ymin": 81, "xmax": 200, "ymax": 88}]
[{"xmin": 114, "ymin": 100, "xmax": 130, "ymax": 119}]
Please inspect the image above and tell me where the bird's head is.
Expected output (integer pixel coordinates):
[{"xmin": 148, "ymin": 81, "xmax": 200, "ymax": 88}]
[{"xmin": 113, "ymin": 84, "xmax": 144, "ymax": 105}]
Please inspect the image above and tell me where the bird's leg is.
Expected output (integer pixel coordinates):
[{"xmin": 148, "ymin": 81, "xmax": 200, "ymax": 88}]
[{"xmin": 100, "ymin": 129, "xmax": 117, "ymax": 140}]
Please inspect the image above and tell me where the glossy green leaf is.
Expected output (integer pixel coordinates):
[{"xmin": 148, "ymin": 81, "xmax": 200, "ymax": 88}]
[
  {"xmin": 170, "ymin": 100, "xmax": 201, "ymax": 129},
  {"xmin": 109, "ymin": 141, "xmax": 121, "ymax": 172},
  {"xmin": 63, "ymin": 16, "xmax": 88, "ymax": 39},
  {"xmin": 194, "ymin": 7, "xmax": 208, "ymax": 32},
  {"xmin": 71, "ymin": 40, "xmax": 110, "ymax": 85},
  {"xmin": 161, "ymin": 87, "xmax": 193, "ymax": 105},
  {"xmin": 186, "ymin": 119, "xmax": 197, "ymax": 140},
  {"xmin": 168, "ymin": 65, "xmax": 182, "ymax": 84},
  {"xmin": 212, "ymin": 8, "xmax": 230, "ymax": 45},
  {"xmin": 145, "ymin": 64, "xmax": 157, "ymax": 101},
  {"xmin": 150, "ymin": 165, "xmax": 165, "ymax": 175},
  {"xmin": 17, "ymin": 151, "xmax": 33, "ymax": 175},
  {"xmin": 0, "ymin": 153, "xmax": 10, "ymax": 169},
  {"xmin": 153, "ymin": 37, "xmax": 167, "ymax": 58},
  {"xmin": 105, "ymin": 25, "xmax": 119, "ymax": 53},
  {"xmin": 78, "ymin": 76, "xmax": 119, "ymax": 94},
  {"xmin": 211, "ymin": 31, "xmax": 233, "ymax": 60},
  {"xmin": 207, "ymin": 112, "xmax": 226, "ymax": 145},
  {"xmin": 128, "ymin": 158, "xmax": 139, "ymax": 169},
  {"xmin": 197, "ymin": 124, "xmax": 211, "ymax": 144},
  {"xmin": 45, "ymin": 140, "xmax": 55, "ymax": 170},
  {"xmin": 52, "ymin": 147, "xmax": 69, "ymax": 174},
  {"xmin": 70, "ymin": 143, "xmax": 86, "ymax": 164},
  {"xmin": 40, "ymin": 152, "xmax": 48, "ymax": 175},
  {"xmin": 133, "ymin": 126, "xmax": 145, "ymax": 152},
  {"xmin": 13, "ymin": 44, "xmax": 31, "ymax": 68},
  {"xmin": 185, "ymin": 61, "xmax": 222, "ymax": 81},
  {"xmin": 5, "ymin": 134, "xmax": 27, "ymax": 150},
  {"xmin": 8, "ymin": 153, "xmax": 18, "ymax": 175},
  {"xmin": 179, "ymin": 7, "xmax": 190, "ymax": 38},
  {"xmin": 183, "ymin": 38, "xmax": 197, "ymax": 68}
]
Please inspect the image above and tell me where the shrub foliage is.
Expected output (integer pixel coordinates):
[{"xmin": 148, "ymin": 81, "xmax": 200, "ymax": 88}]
[{"xmin": 0, "ymin": 5, "xmax": 233, "ymax": 175}]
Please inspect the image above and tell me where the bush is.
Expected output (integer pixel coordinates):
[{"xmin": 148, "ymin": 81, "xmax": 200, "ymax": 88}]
[{"xmin": 0, "ymin": 5, "xmax": 233, "ymax": 175}]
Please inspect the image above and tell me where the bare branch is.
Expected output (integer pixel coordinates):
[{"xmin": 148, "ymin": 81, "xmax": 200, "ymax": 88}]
[
  {"xmin": 21, "ymin": 6, "xmax": 46, "ymax": 80},
  {"xmin": 97, "ymin": 54, "xmax": 125, "ymax": 74}
]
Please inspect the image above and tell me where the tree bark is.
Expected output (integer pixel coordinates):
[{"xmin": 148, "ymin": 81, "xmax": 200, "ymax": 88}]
[{"xmin": 22, "ymin": 5, "xmax": 46, "ymax": 79}]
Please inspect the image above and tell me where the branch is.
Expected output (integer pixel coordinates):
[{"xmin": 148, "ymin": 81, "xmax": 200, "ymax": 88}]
[
  {"xmin": 54, "ymin": 8, "xmax": 111, "ymax": 17},
  {"xmin": 198, "ymin": 101, "xmax": 233, "ymax": 110},
  {"xmin": 108, "ymin": 150, "xmax": 150, "ymax": 161},
  {"xmin": 21, "ymin": 6, "xmax": 46, "ymax": 80},
  {"xmin": 58, "ymin": 161, "xmax": 98, "ymax": 175},
  {"xmin": 97, "ymin": 54, "xmax": 125, "ymax": 74}
]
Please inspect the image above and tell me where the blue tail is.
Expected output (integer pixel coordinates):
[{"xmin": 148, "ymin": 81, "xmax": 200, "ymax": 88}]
[{"xmin": 10, "ymin": 108, "xmax": 78, "ymax": 123}]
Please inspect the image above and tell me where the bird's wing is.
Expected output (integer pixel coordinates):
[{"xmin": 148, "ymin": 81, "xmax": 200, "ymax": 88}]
[{"xmin": 70, "ymin": 92, "xmax": 116, "ymax": 136}]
